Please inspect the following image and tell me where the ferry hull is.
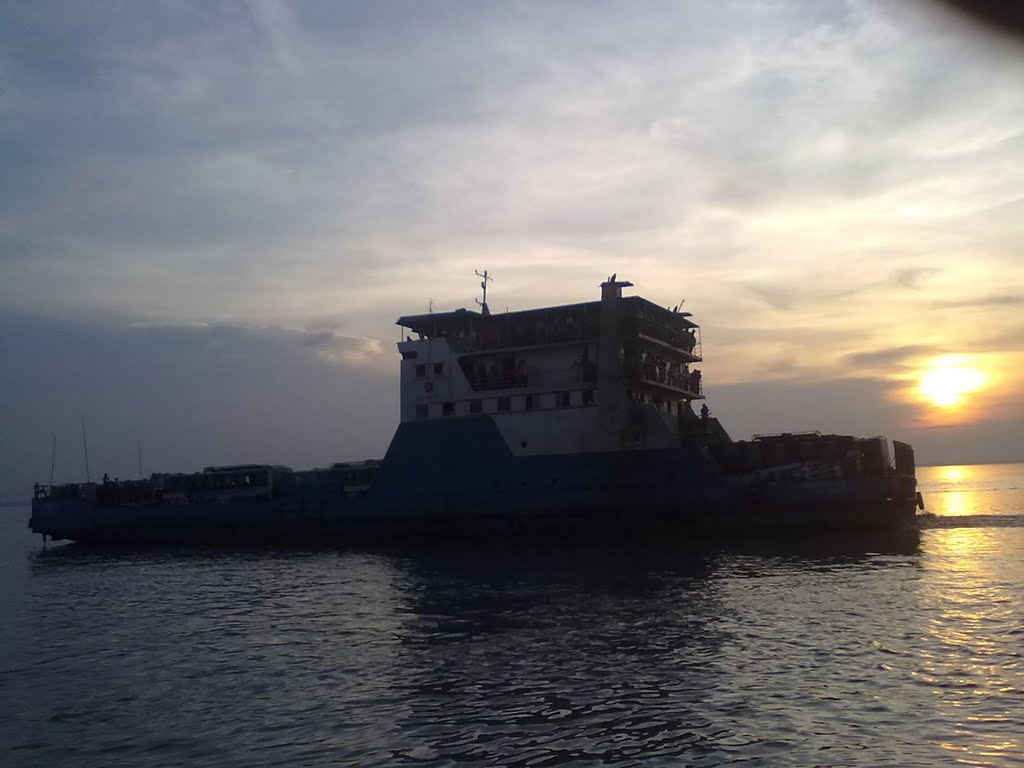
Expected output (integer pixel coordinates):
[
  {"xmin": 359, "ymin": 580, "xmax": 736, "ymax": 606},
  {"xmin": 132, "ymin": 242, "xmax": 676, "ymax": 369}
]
[{"xmin": 30, "ymin": 420, "xmax": 917, "ymax": 545}]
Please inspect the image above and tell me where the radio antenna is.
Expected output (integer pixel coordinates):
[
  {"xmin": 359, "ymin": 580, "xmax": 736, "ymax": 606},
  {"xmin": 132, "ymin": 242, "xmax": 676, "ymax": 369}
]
[
  {"xmin": 81, "ymin": 417, "xmax": 91, "ymax": 483},
  {"xmin": 475, "ymin": 269, "xmax": 493, "ymax": 316}
]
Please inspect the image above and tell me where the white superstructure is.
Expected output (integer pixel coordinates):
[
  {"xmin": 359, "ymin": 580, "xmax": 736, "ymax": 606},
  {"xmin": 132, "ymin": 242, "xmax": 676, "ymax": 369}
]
[{"xmin": 396, "ymin": 279, "xmax": 709, "ymax": 456}]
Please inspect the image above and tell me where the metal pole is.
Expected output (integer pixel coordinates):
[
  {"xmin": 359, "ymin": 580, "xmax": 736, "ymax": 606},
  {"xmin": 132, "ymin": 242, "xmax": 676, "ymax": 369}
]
[
  {"xmin": 50, "ymin": 434, "xmax": 56, "ymax": 486},
  {"xmin": 81, "ymin": 417, "xmax": 91, "ymax": 483}
]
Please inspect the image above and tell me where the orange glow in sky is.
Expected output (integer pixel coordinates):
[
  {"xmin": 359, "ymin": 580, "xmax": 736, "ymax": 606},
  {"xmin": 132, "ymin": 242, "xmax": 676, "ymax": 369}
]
[{"xmin": 917, "ymin": 356, "xmax": 988, "ymax": 409}]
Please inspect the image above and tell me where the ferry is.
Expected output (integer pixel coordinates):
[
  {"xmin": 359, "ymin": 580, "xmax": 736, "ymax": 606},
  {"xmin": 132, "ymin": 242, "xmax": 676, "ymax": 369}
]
[{"xmin": 30, "ymin": 277, "xmax": 922, "ymax": 544}]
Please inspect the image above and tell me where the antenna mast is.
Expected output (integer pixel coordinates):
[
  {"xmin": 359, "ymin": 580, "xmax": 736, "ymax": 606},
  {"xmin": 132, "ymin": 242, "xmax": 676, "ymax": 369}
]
[
  {"xmin": 50, "ymin": 434, "xmax": 56, "ymax": 486},
  {"xmin": 475, "ymin": 269, "xmax": 493, "ymax": 316},
  {"xmin": 81, "ymin": 417, "xmax": 91, "ymax": 483}
]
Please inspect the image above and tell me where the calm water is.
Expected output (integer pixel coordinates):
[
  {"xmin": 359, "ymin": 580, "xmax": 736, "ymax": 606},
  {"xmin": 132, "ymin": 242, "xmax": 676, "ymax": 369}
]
[{"xmin": 2, "ymin": 464, "xmax": 1023, "ymax": 767}]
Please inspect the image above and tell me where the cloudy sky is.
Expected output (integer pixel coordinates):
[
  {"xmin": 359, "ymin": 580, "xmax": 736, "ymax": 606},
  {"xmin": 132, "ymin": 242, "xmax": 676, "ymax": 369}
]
[{"xmin": 2, "ymin": 0, "xmax": 1023, "ymax": 499}]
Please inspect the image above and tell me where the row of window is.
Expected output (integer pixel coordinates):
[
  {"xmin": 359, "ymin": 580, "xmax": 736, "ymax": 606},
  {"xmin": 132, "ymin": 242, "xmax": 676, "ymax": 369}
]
[
  {"xmin": 414, "ymin": 390, "xmax": 596, "ymax": 420},
  {"xmin": 414, "ymin": 362, "xmax": 444, "ymax": 378}
]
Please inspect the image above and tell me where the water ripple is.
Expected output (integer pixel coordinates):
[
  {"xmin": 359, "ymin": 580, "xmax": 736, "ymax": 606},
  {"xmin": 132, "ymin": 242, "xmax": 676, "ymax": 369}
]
[{"xmin": 2, "ymin": 512, "xmax": 1023, "ymax": 766}]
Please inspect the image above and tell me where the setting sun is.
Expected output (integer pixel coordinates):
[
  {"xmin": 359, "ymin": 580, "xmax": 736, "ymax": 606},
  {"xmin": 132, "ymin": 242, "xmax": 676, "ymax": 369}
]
[{"xmin": 918, "ymin": 357, "xmax": 987, "ymax": 408}]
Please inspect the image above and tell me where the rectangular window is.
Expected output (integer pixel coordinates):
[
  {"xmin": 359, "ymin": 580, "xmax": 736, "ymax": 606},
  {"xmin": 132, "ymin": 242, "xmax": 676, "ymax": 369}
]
[
  {"xmin": 560, "ymin": 391, "xmax": 571, "ymax": 407},
  {"xmin": 415, "ymin": 404, "xmax": 428, "ymax": 419},
  {"xmin": 433, "ymin": 362, "xmax": 444, "ymax": 376},
  {"xmin": 497, "ymin": 396, "xmax": 511, "ymax": 412},
  {"xmin": 469, "ymin": 399, "xmax": 482, "ymax": 414},
  {"xmin": 415, "ymin": 364, "xmax": 426, "ymax": 378},
  {"xmin": 442, "ymin": 402, "xmax": 454, "ymax": 416},
  {"xmin": 582, "ymin": 390, "xmax": 594, "ymax": 405},
  {"xmin": 525, "ymin": 394, "xmax": 534, "ymax": 410}
]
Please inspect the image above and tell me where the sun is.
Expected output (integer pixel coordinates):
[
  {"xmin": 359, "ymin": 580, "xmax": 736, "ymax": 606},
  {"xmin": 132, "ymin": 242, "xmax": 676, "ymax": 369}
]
[{"xmin": 917, "ymin": 357, "xmax": 987, "ymax": 408}]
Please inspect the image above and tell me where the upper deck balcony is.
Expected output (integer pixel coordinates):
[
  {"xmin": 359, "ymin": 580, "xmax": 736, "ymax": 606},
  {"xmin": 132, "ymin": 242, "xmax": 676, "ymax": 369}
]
[
  {"xmin": 398, "ymin": 301, "xmax": 602, "ymax": 355},
  {"xmin": 623, "ymin": 361, "xmax": 704, "ymax": 399},
  {"xmin": 619, "ymin": 297, "xmax": 702, "ymax": 362},
  {"xmin": 399, "ymin": 296, "xmax": 700, "ymax": 353}
]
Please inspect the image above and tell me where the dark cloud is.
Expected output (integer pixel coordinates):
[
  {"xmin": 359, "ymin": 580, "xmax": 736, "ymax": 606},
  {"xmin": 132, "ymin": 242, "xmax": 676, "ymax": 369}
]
[
  {"xmin": 843, "ymin": 344, "xmax": 940, "ymax": 369},
  {"xmin": 970, "ymin": 323, "xmax": 1024, "ymax": 352},
  {"xmin": 891, "ymin": 267, "xmax": 940, "ymax": 289},
  {"xmin": 744, "ymin": 281, "xmax": 866, "ymax": 312},
  {"xmin": 747, "ymin": 284, "xmax": 798, "ymax": 311},
  {"xmin": 945, "ymin": 293, "xmax": 1024, "ymax": 307},
  {"xmin": 0, "ymin": 313, "xmax": 394, "ymax": 501}
]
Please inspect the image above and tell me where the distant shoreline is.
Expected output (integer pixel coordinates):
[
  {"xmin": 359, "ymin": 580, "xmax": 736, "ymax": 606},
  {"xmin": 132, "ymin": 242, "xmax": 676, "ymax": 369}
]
[
  {"xmin": 0, "ymin": 501, "xmax": 30, "ymax": 508},
  {"xmin": 918, "ymin": 460, "xmax": 1024, "ymax": 468}
]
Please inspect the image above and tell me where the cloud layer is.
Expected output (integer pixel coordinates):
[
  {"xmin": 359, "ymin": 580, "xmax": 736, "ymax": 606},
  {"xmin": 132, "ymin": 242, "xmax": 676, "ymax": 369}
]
[{"xmin": 2, "ymin": 0, "xmax": 1023, "ymax": 495}]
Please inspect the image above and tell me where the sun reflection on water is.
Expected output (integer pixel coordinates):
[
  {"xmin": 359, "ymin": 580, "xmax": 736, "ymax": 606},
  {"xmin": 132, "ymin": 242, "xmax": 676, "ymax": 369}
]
[
  {"xmin": 922, "ymin": 465, "xmax": 984, "ymax": 517},
  {"xmin": 919, "ymin": 524, "xmax": 1023, "ymax": 766},
  {"xmin": 916, "ymin": 463, "xmax": 1024, "ymax": 520},
  {"xmin": 937, "ymin": 465, "xmax": 966, "ymax": 484}
]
